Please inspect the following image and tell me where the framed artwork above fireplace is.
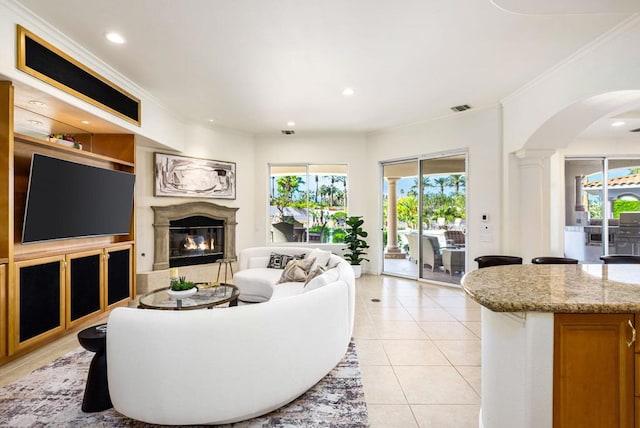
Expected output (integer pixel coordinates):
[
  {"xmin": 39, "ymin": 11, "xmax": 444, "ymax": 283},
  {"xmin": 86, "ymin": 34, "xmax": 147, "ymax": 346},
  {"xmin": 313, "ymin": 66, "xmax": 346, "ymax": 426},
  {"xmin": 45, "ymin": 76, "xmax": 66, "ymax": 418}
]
[{"xmin": 154, "ymin": 152, "xmax": 236, "ymax": 199}]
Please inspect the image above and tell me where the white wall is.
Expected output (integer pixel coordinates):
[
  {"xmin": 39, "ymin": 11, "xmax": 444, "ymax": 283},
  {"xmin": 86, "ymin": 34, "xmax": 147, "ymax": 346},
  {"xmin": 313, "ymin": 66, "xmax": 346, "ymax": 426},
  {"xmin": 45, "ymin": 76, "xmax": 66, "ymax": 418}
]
[
  {"xmin": 135, "ymin": 124, "xmax": 254, "ymax": 272},
  {"xmin": 367, "ymin": 107, "xmax": 504, "ymax": 272}
]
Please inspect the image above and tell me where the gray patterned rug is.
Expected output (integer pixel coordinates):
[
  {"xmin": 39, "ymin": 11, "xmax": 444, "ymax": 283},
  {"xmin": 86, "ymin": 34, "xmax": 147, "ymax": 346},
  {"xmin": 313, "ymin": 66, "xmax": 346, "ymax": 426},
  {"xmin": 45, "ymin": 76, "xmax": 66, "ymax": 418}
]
[{"xmin": 0, "ymin": 341, "xmax": 368, "ymax": 427}]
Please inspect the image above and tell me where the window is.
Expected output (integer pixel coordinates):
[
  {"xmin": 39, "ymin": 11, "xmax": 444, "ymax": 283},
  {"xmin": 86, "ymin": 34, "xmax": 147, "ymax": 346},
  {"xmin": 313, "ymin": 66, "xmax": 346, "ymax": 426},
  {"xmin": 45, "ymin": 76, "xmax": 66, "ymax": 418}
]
[
  {"xmin": 269, "ymin": 164, "xmax": 348, "ymax": 244},
  {"xmin": 564, "ymin": 157, "xmax": 640, "ymax": 262}
]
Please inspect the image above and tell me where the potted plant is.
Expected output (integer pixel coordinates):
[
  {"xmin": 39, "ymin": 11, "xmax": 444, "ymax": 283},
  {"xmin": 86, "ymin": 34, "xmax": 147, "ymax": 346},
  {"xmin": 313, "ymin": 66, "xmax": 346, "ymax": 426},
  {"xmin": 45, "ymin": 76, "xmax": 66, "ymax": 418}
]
[
  {"xmin": 343, "ymin": 216, "xmax": 370, "ymax": 278},
  {"xmin": 167, "ymin": 276, "xmax": 198, "ymax": 299}
]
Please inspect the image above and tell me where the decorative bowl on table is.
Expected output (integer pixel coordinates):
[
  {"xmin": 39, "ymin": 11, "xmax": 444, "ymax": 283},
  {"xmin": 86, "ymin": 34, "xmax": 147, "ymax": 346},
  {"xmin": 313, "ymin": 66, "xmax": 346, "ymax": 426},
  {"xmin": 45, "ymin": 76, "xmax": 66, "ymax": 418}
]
[
  {"xmin": 167, "ymin": 287, "xmax": 197, "ymax": 299},
  {"xmin": 167, "ymin": 277, "xmax": 198, "ymax": 299}
]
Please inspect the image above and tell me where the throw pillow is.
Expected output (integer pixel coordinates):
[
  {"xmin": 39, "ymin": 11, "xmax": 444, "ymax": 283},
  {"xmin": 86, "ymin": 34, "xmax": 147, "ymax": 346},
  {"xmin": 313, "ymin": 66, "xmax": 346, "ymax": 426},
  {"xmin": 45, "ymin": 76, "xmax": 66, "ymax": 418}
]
[
  {"xmin": 303, "ymin": 266, "xmax": 339, "ymax": 292},
  {"xmin": 308, "ymin": 248, "xmax": 332, "ymax": 270},
  {"xmin": 277, "ymin": 258, "xmax": 316, "ymax": 284},
  {"xmin": 267, "ymin": 252, "xmax": 305, "ymax": 269},
  {"xmin": 304, "ymin": 265, "xmax": 326, "ymax": 285}
]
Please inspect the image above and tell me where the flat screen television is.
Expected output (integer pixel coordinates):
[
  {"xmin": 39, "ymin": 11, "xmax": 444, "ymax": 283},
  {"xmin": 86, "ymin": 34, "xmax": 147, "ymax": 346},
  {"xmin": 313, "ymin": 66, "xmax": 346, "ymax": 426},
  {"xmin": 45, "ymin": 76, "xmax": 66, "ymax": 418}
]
[{"xmin": 22, "ymin": 153, "xmax": 136, "ymax": 244}]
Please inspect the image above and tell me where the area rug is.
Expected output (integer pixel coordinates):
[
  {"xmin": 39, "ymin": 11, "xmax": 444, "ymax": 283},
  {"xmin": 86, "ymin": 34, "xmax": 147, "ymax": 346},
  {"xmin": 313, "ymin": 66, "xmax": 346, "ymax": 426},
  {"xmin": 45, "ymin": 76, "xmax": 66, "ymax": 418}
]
[{"xmin": 0, "ymin": 341, "xmax": 368, "ymax": 427}]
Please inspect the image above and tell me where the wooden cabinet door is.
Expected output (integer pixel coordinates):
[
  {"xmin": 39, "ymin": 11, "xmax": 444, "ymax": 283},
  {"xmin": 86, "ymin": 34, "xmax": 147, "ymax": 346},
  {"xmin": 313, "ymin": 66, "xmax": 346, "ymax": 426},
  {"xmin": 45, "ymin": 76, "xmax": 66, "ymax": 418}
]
[
  {"xmin": 0, "ymin": 264, "xmax": 6, "ymax": 358},
  {"xmin": 104, "ymin": 245, "xmax": 133, "ymax": 308},
  {"xmin": 554, "ymin": 313, "xmax": 635, "ymax": 428},
  {"xmin": 11, "ymin": 256, "xmax": 65, "ymax": 353},
  {"xmin": 65, "ymin": 250, "xmax": 104, "ymax": 328}
]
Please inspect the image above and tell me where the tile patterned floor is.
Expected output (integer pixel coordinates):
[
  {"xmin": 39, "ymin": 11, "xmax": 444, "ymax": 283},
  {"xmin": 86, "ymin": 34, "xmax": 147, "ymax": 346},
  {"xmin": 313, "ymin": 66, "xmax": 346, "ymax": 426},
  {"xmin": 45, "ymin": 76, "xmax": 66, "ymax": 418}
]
[{"xmin": 355, "ymin": 274, "xmax": 481, "ymax": 428}]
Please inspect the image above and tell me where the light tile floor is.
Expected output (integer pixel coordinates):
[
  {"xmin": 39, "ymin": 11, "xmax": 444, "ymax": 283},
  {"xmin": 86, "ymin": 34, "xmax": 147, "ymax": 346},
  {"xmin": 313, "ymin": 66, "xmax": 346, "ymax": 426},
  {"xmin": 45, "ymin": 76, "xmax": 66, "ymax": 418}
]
[
  {"xmin": 0, "ymin": 274, "xmax": 482, "ymax": 428},
  {"xmin": 355, "ymin": 274, "xmax": 481, "ymax": 428}
]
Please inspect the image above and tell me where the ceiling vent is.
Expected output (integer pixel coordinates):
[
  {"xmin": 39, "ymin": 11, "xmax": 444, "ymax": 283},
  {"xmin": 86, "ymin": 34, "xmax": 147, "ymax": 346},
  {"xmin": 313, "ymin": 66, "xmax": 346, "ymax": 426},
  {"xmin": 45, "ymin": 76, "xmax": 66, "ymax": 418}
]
[
  {"xmin": 630, "ymin": 128, "xmax": 640, "ymax": 133},
  {"xmin": 281, "ymin": 130, "xmax": 295, "ymax": 135},
  {"xmin": 450, "ymin": 104, "xmax": 472, "ymax": 112}
]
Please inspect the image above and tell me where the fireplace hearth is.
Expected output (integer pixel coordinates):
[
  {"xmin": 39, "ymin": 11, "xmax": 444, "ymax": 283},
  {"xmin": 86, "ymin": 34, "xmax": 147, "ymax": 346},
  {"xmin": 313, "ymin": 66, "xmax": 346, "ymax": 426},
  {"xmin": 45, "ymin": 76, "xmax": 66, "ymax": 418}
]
[{"xmin": 152, "ymin": 202, "xmax": 238, "ymax": 271}]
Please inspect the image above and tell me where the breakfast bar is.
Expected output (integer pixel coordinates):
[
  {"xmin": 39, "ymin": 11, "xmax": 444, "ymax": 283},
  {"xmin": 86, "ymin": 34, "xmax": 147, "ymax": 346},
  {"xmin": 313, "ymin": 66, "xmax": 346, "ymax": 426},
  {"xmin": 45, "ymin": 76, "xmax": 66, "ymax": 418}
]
[{"xmin": 462, "ymin": 264, "xmax": 640, "ymax": 428}]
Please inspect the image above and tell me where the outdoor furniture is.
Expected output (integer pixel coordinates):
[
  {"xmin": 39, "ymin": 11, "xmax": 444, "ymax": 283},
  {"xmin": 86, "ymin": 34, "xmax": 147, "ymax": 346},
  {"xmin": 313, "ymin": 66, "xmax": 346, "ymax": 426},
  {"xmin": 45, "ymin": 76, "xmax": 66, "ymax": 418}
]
[
  {"xmin": 444, "ymin": 230, "xmax": 466, "ymax": 247},
  {"xmin": 443, "ymin": 248, "xmax": 465, "ymax": 275},
  {"xmin": 599, "ymin": 255, "xmax": 640, "ymax": 264},
  {"xmin": 531, "ymin": 256, "xmax": 578, "ymax": 264},
  {"xmin": 405, "ymin": 232, "xmax": 419, "ymax": 263},
  {"xmin": 423, "ymin": 235, "xmax": 444, "ymax": 271},
  {"xmin": 474, "ymin": 255, "xmax": 523, "ymax": 269}
]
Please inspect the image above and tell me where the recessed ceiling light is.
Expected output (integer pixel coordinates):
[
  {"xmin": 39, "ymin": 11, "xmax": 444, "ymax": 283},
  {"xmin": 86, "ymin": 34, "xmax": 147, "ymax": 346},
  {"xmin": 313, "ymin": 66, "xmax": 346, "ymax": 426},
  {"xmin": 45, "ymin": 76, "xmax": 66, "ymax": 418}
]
[
  {"xmin": 611, "ymin": 121, "xmax": 626, "ymax": 127},
  {"xmin": 287, "ymin": 121, "xmax": 296, "ymax": 127},
  {"xmin": 208, "ymin": 119, "xmax": 215, "ymax": 123},
  {"xmin": 28, "ymin": 100, "xmax": 47, "ymax": 108},
  {"xmin": 105, "ymin": 32, "xmax": 126, "ymax": 44},
  {"xmin": 27, "ymin": 119, "xmax": 43, "ymax": 126},
  {"xmin": 342, "ymin": 88, "xmax": 355, "ymax": 97}
]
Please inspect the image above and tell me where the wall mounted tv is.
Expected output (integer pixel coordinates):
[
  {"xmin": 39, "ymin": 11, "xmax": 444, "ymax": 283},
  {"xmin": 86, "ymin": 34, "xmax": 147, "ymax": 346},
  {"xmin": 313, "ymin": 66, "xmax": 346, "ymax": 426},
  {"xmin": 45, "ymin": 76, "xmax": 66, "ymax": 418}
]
[{"xmin": 22, "ymin": 153, "xmax": 136, "ymax": 244}]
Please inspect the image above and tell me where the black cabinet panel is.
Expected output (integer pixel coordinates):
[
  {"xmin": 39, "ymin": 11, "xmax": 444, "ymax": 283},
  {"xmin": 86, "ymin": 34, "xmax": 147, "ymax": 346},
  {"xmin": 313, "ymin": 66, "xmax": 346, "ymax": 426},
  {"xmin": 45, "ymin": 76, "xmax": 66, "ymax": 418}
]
[
  {"xmin": 19, "ymin": 261, "xmax": 61, "ymax": 342},
  {"xmin": 69, "ymin": 255, "xmax": 101, "ymax": 321},
  {"xmin": 107, "ymin": 249, "xmax": 130, "ymax": 305}
]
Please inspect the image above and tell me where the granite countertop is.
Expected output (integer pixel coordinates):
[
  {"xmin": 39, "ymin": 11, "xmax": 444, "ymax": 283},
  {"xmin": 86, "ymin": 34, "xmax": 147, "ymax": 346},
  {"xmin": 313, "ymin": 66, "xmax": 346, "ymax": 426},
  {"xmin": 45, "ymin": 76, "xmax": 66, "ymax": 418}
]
[{"xmin": 461, "ymin": 264, "xmax": 640, "ymax": 313}]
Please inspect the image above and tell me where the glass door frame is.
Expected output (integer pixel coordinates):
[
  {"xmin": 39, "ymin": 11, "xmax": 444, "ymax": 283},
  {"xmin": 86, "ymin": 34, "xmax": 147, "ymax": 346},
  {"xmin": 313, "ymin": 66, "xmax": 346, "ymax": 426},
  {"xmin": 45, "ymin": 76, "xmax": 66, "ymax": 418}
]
[
  {"xmin": 381, "ymin": 149, "xmax": 468, "ymax": 285},
  {"xmin": 564, "ymin": 156, "xmax": 640, "ymax": 262}
]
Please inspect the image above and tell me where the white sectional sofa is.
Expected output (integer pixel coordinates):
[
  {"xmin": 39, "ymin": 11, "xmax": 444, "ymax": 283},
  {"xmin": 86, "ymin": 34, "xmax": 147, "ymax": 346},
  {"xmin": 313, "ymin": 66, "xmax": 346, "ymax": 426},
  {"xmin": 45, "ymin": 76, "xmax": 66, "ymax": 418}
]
[
  {"xmin": 105, "ymin": 247, "xmax": 355, "ymax": 426},
  {"xmin": 233, "ymin": 246, "xmax": 351, "ymax": 303}
]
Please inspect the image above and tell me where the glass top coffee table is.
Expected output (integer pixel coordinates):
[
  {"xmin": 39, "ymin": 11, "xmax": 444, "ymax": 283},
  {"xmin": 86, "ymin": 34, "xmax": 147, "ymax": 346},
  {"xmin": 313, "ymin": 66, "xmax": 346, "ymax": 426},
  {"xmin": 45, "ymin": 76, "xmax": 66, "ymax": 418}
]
[{"xmin": 138, "ymin": 283, "xmax": 239, "ymax": 310}]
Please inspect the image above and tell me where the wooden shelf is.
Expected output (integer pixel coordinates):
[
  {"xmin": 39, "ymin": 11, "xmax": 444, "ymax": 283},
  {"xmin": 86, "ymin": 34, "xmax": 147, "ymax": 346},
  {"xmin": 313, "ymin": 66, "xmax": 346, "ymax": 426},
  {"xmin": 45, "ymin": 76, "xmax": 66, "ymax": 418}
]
[{"xmin": 14, "ymin": 133, "xmax": 135, "ymax": 168}]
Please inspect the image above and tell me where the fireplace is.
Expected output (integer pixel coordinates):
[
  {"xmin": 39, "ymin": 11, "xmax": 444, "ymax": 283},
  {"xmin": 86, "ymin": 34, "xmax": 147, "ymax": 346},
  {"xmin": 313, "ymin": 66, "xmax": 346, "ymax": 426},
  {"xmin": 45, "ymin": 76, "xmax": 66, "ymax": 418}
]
[
  {"xmin": 169, "ymin": 216, "xmax": 224, "ymax": 267},
  {"xmin": 152, "ymin": 202, "xmax": 238, "ymax": 270}
]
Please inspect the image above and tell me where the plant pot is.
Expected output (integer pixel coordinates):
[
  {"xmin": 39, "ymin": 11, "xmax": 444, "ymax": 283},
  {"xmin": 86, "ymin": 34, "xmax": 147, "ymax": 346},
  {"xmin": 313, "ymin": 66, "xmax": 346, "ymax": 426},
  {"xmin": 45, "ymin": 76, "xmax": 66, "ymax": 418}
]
[
  {"xmin": 167, "ymin": 287, "xmax": 197, "ymax": 299},
  {"xmin": 351, "ymin": 264, "xmax": 362, "ymax": 279}
]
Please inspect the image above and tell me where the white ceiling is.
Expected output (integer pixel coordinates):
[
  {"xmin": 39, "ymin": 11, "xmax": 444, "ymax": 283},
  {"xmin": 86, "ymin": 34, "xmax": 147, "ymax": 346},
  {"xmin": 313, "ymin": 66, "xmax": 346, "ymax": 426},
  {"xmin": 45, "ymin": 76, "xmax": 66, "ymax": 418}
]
[{"xmin": 13, "ymin": 0, "xmax": 640, "ymax": 137}]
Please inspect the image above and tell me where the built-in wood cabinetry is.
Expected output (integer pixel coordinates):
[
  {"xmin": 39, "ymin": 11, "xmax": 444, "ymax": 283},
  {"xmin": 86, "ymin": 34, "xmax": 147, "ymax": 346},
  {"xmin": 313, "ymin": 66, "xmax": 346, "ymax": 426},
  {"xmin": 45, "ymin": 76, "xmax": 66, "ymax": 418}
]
[
  {"xmin": 554, "ymin": 313, "xmax": 636, "ymax": 428},
  {"xmin": 0, "ymin": 80, "xmax": 136, "ymax": 365}
]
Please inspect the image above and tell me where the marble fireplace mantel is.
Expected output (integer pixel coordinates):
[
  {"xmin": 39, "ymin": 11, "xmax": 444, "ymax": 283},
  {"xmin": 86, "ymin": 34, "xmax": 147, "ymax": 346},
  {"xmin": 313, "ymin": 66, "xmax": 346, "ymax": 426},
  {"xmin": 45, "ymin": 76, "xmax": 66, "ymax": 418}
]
[{"xmin": 152, "ymin": 202, "xmax": 238, "ymax": 270}]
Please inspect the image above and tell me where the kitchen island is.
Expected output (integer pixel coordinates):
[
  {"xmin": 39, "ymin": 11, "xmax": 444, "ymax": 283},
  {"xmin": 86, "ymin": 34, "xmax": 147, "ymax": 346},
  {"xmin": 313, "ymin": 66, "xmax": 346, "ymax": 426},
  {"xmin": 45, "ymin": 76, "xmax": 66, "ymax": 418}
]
[{"xmin": 462, "ymin": 264, "xmax": 640, "ymax": 428}]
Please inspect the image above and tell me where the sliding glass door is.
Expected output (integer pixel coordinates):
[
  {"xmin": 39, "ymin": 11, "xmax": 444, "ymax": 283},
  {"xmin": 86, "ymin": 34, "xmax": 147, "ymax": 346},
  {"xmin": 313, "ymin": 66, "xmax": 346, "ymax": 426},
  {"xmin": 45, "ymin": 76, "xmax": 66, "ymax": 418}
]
[
  {"xmin": 382, "ymin": 152, "xmax": 467, "ymax": 285},
  {"xmin": 564, "ymin": 157, "xmax": 640, "ymax": 262}
]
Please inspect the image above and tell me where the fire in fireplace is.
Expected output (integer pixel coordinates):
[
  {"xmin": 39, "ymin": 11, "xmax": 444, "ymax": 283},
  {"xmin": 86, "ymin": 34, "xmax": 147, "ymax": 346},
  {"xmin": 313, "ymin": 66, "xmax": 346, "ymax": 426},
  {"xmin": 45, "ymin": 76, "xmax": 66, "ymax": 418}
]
[{"xmin": 169, "ymin": 215, "xmax": 224, "ymax": 267}]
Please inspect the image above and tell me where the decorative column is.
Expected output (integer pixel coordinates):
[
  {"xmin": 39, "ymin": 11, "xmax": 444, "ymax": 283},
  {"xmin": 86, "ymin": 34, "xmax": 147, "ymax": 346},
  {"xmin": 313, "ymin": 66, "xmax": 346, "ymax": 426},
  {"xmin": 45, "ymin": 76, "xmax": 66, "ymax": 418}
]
[
  {"xmin": 385, "ymin": 177, "xmax": 404, "ymax": 258},
  {"xmin": 515, "ymin": 149, "xmax": 554, "ymax": 263}
]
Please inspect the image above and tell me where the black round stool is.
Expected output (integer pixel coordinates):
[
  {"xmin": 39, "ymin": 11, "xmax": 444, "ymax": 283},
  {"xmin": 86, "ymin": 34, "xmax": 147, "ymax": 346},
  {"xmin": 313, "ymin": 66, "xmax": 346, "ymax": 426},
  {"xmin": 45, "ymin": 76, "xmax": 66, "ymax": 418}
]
[{"xmin": 77, "ymin": 323, "xmax": 112, "ymax": 412}]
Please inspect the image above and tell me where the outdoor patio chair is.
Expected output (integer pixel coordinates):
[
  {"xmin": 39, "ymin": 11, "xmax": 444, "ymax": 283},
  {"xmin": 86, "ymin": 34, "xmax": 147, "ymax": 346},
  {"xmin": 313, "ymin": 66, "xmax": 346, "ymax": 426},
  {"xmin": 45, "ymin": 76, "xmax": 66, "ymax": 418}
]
[
  {"xmin": 405, "ymin": 232, "xmax": 419, "ymax": 263},
  {"xmin": 444, "ymin": 230, "xmax": 465, "ymax": 247},
  {"xmin": 423, "ymin": 235, "xmax": 444, "ymax": 271}
]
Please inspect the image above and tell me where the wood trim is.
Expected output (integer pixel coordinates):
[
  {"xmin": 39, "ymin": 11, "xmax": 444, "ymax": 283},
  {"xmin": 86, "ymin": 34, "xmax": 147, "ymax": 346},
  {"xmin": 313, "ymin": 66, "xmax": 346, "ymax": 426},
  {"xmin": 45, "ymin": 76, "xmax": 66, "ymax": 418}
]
[
  {"xmin": 14, "ymin": 133, "xmax": 135, "ymax": 168},
  {"xmin": 16, "ymin": 25, "xmax": 141, "ymax": 126}
]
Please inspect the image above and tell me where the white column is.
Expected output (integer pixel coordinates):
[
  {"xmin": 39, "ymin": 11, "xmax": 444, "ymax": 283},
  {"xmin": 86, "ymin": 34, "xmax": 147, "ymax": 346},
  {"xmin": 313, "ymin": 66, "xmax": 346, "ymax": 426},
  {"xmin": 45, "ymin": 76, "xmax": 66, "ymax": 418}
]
[
  {"xmin": 385, "ymin": 177, "xmax": 403, "ymax": 257},
  {"xmin": 515, "ymin": 149, "xmax": 554, "ymax": 263}
]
